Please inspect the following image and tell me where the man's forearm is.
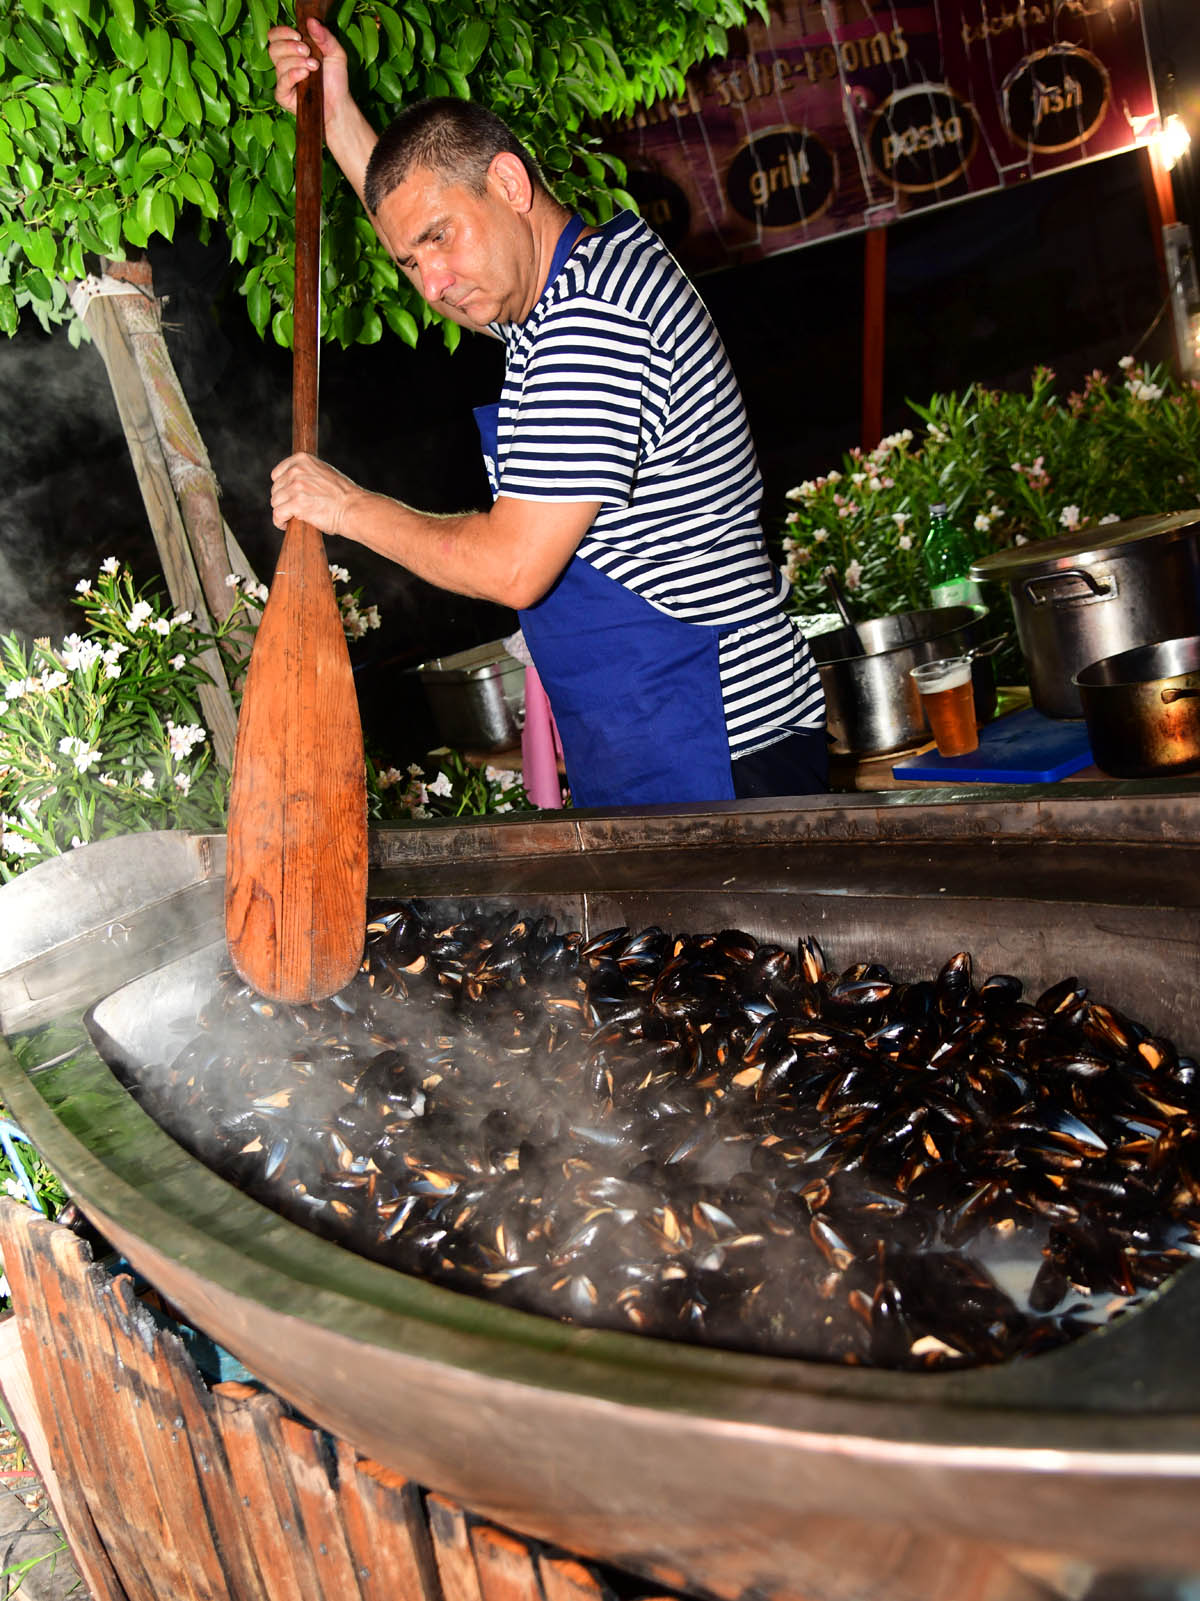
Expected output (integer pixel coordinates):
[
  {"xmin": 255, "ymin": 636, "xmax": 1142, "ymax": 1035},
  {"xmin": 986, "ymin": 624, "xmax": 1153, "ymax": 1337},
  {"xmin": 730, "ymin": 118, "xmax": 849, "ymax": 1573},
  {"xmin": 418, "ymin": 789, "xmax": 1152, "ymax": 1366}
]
[{"xmin": 339, "ymin": 490, "xmax": 515, "ymax": 603}]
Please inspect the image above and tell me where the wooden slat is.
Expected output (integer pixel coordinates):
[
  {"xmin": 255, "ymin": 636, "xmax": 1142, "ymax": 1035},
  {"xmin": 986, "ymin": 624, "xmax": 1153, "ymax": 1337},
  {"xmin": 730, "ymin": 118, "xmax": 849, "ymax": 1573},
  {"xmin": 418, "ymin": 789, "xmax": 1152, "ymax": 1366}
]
[
  {"xmin": 336, "ymin": 1443, "xmax": 442, "ymax": 1601},
  {"xmin": 3, "ymin": 1211, "xmax": 151, "ymax": 1599},
  {"xmin": 160, "ymin": 1326, "xmax": 268, "ymax": 1598},
  {"xmin": 215, "ymin": 1381, "xmax": 324, "ymax": 1601},
  {"xmin": 537, "ymin": 1553, "xmax": 611, "ymax": 1601},
  {"xmin": 0, "ymin": 1207, "xmax": 126, "ymax": 1600},
  {"xmin": 278, "ymin": 1413, "xmax": 364, "ymax": 1600},
  {"xmin": 427, "ymin": 1493, "xmax": 486, "ymax": 1601},
  {"xmin": 93, "ymin": 1262, "xmax": 230, "ymax": 1601},
  {"xmin": 470, "ymin": 1523, "xmax": 544, "ymax": 1601}
]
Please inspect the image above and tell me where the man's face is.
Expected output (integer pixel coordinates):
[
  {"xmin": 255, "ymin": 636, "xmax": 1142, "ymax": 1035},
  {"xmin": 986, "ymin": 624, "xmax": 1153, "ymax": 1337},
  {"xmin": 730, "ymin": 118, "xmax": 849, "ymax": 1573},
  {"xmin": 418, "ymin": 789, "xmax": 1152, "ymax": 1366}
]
[{"xmin": 375, "ymin": 159, "xmax": 534, "ymax": 327}]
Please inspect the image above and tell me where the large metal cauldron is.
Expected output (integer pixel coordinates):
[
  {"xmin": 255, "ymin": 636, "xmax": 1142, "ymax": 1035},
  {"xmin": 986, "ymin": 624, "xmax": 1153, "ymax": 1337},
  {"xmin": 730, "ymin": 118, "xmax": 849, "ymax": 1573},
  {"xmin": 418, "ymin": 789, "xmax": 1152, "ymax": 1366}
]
[
  {"xmin": 809, "ymin": 604, "xmax": 996, "ymax": 755},
  {"xmin": 971, "ymin": 510, "xmax": 1200, "ymax": 719},
  {"xmin": 5, "ymin": 799, "xmax": 1200, "ymax": 1601}
]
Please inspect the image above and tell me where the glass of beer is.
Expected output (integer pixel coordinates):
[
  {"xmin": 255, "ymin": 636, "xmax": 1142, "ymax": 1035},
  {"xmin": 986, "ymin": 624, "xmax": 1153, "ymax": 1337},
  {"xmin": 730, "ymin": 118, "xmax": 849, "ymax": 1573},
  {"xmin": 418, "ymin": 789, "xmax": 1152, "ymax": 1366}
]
[{"xmin": 910, "ymin": 656, "xmax": 978, "ymax": 757}]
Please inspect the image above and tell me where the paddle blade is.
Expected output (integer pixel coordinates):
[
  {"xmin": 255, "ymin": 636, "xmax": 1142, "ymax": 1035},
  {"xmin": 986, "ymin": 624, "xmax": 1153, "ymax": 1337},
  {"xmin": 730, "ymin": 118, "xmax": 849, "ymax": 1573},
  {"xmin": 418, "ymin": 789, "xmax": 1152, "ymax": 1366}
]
[{"xmin": 225, "ymin": 521, "xmax": 367, "ymax": 1004}]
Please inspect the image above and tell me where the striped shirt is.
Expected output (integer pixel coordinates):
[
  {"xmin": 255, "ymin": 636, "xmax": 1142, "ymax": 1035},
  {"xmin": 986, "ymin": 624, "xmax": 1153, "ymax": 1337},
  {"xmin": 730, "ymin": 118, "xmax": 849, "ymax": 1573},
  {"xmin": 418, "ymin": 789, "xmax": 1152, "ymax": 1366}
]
[{"xmin": 490, "ymin": 210, "xmax": 824, "ymax": 757}]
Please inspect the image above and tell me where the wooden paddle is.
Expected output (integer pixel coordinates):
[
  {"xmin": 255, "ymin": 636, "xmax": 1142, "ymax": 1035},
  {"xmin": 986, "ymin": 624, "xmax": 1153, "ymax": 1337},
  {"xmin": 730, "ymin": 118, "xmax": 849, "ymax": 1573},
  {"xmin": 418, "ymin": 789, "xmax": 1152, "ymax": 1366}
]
[{"xmin": 225, "ymin": 0, "xmax": 367, "ymax": 1004}]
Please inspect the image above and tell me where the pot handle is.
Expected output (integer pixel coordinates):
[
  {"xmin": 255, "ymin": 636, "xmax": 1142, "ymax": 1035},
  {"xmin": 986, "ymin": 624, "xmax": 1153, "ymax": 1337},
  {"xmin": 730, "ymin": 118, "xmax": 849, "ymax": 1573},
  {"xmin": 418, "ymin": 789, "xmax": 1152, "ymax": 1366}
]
[
  {"xmin": 1022, "ymin": 568, "xmax": 1114, "ymax": 606},
  {"xmin": 1161, "ymin": 686, "xmax": 1200, "ymax": 704}
]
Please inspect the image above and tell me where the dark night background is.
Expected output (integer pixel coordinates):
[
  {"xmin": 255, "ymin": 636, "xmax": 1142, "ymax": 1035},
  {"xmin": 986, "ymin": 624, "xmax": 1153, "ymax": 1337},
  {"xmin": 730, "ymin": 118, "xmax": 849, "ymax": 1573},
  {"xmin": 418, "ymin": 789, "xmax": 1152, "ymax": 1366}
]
[{"xmin": 2, "ymin": 0, "xmax": 1198, "ymax": 766}]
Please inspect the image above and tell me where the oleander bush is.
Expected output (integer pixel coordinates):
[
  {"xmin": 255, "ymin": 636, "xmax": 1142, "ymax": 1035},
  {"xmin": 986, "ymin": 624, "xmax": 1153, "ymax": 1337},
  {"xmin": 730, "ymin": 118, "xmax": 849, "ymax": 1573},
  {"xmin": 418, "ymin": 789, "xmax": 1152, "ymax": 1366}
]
[
  {"xmin": 780, "ymin": 359, "xmax": 1200, "ymax": 624},
  {"xmin": 0, "ymin": 558, "xmax": 534, "ymax": 881}
]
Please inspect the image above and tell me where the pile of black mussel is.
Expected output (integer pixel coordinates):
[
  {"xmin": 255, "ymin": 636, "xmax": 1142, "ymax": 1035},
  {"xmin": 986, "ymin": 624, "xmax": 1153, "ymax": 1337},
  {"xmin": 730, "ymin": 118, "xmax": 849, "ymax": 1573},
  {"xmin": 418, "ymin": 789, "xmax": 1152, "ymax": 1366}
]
[{"xmin": 132, "ymin": 901, "xmax": 1200, "ymax": 1371}]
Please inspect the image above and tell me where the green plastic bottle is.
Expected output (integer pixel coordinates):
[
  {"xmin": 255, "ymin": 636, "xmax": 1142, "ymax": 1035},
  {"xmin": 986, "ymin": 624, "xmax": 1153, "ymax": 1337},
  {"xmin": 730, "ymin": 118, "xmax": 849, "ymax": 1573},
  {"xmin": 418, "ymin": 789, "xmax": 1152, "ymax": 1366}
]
[{"xmin": 923, "ymin": 502, "xmax": 983, "ymax": 610}]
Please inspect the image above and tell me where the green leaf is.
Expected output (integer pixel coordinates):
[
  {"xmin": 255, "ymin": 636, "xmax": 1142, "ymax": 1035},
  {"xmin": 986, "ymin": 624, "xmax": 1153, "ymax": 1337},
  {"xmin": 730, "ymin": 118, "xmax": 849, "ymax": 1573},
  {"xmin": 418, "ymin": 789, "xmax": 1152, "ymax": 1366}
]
[
  {"xmin": 183, "ymin": 16, "xmax": 226, "ymax": 73},
  {"xmin": 457, "ymin": 15, "xmax": 489, "ymax": 73},
  {"xmin": 105, "ymin": 10, "xmax": 145, "ymax": 68},
  {"xmin": 150, "ymin": 186, "xmax": 176, "ymax": 239},
  {"xmin": 23, "ymin": 229, "xmax": 56, "ymax": 273},
  {"xmin": 0, "ymin": 285, "xmax": 18, "ymax": 337},
  {"xmin": 145, "ymin": 25, "xmax": 171, "ymax": 89},
  {"xmin": 243, "ymin": 180, "xmax": 274, "ymax": 241},
  {"xmin": 245, "ymin": 274, "xmax": 270, "ymax": 334},
  {"xmin": 228, "ymin": 167, "xmax": 251, "ymax": 220},
  {"xmin": 265, "ymin": 140, "xmax": 290, "ymax": 196},
  {"xmin": 384, "ymin": 301, "xmax": 417, "ymax": 347},
  {"xmin": 94, "ymin": 201, "xmax": 122, "ymax": 254},
  {"xmin": 140, "ymin": 83, "xmax": 164, "ymax": 128},
  {"xmin": 134, "ymin": 146, "xmax": 174, "ymax": 176},
  {"xmin": 136, "ymin": 184, "xmax": 156, "ymax": 235}
]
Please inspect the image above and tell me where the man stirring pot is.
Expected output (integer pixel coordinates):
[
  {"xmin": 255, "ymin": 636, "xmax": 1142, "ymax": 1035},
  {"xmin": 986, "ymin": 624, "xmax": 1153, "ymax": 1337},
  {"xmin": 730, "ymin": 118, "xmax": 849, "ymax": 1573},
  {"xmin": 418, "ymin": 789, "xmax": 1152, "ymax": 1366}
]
[{"xmin": 267, "ymin": 20, "xmax": 827, "ymax": 808}]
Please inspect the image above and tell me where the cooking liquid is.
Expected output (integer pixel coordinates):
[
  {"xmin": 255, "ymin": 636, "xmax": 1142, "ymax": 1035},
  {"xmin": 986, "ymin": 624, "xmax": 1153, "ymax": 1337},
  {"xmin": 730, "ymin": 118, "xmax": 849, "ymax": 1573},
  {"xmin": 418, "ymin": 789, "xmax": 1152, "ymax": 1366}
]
[{"xmin": 913, "ymin": 659, "xmax": 978, "ymax": 756}]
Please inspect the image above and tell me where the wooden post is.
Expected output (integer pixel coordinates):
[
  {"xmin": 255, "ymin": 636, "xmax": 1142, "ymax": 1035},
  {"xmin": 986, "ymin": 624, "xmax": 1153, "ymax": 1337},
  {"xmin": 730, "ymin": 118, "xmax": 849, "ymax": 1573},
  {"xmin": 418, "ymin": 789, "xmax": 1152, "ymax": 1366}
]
[
  {"xmin": 860, "ymin": 226, "xmax": 887, "ymax": 450},
  {"xmin": 77, "ymin": 270, "xmax": 243, "ymax": 771},
  {"xmin": 1138, "ymin": 139, "xmax": 1178, "ymax": 295}
]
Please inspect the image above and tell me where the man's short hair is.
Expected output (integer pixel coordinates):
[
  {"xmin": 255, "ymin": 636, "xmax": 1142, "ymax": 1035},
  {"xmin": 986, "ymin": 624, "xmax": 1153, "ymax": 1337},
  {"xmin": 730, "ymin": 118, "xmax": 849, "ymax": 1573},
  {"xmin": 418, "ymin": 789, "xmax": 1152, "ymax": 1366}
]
[{"xmin": 363, "ymin": 98, "xmax": 547, "ymax": 213}]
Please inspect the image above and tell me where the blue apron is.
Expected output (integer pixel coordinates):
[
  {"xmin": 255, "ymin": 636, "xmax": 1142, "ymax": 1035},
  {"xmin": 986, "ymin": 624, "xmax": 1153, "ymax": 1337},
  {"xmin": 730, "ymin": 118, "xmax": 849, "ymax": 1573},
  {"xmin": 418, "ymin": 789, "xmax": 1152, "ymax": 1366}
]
[{"xmin": 474, "ymin": 216, "xmax": 736, "ymax": 809}]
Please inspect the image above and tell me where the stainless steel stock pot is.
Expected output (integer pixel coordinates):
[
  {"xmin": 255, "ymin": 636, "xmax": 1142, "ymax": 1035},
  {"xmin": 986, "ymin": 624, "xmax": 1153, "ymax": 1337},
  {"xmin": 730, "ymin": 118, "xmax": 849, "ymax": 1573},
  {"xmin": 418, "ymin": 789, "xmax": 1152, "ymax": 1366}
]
[{"xmin": 971, "ymin": 510, "xmax": 1200, "ymax": 719}]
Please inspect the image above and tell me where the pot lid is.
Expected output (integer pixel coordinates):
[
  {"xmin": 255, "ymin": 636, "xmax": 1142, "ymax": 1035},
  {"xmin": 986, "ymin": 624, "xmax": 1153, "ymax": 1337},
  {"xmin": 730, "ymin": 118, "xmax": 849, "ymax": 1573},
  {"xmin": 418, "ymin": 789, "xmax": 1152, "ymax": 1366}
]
[{"xmin": 970, "ymin": 509, "xmax": 1200, "ymax": 584}]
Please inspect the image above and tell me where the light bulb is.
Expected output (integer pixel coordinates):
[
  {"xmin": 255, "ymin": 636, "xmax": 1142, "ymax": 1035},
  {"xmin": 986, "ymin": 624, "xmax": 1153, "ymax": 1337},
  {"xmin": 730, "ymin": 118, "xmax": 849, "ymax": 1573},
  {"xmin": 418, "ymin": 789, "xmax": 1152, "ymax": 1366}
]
[{"xmin": 1157, "ymin": 113, "xmax": 1192, "ymax": 172}]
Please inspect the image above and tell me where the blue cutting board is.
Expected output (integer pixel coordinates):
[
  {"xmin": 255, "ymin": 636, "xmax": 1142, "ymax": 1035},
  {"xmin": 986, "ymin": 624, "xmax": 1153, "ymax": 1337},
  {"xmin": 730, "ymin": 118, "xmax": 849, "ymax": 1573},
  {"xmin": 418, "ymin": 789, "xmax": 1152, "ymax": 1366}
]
[{"xmin": 891, "ymin": 706, "xmax": 1095, "ymax": 783}]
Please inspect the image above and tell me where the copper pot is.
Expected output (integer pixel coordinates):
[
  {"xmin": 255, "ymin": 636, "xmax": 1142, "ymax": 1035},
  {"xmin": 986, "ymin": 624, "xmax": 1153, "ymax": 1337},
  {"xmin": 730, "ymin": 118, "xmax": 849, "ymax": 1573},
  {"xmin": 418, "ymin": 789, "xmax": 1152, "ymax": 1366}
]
[{"xmin": 1073, "ymin": 635, "xmax": 1200, "ymax": 778}]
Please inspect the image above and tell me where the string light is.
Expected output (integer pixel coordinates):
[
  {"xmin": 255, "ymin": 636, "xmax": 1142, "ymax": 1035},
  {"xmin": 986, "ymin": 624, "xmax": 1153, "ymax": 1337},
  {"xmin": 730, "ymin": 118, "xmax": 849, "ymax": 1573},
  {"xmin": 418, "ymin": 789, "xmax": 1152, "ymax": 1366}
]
[{"xmin": 1156, "ymin": 112, "xmax": 1192, "ymax": 172}]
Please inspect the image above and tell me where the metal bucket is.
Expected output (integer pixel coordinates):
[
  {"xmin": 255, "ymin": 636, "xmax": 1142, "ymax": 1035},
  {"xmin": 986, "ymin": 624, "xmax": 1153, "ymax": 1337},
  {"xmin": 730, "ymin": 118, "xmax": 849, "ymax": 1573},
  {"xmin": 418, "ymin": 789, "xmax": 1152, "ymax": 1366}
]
[
  {"xmin": 416, "ymin": 640, "xmax": 525, "ymax": 751},
  {"xmin": 971, "ymin": 511, "xmax": 1200, "ymax": 720},
  {"xmin": 809, "ymin": 604, "xmax": 996, "ymax": 756},
  {"xmin": 1074, "ymin": 635, "xmax": 1200, "ymax": 778}
]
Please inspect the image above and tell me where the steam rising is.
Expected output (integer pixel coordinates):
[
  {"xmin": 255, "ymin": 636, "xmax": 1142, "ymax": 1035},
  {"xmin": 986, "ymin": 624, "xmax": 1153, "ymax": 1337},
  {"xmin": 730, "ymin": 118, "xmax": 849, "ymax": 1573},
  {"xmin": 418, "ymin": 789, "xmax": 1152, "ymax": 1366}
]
[{"xmin": 95, "ymin": 898, "xmax": 1200, "ymax": 1372}]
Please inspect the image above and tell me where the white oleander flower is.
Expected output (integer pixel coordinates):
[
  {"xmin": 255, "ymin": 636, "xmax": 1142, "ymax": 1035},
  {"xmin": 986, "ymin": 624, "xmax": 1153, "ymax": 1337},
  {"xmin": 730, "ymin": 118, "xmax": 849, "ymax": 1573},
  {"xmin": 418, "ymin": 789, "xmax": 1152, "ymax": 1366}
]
[
  {"xmin": 127, "ymin": 600, "xmax": 153, "ymax": 630},
  {"xmin": 100, "ymin": 556, "xmax": 120, "ymax": 575},
  {"xmin": 427, "ymin": 771, "xmax": 455, "ymax": 799},
  {"xmin": 898, "ymin": 534, "xmax": 913, "ymax": 551},
  {"xmin": 166, "ymin": 720, "xmax": 207, "ymax": 760},
  {"xmin": 1059, "ymin": 504, "xmax": 1082, "ymax": 531},
  {"xmin": 61, "ymin": 635, "xmax": 102, "ymax": 672},
  {"xmin": 58, "ymin": 736, "xmax": 101, "ymax": 774},
  {"xmin": 75, "ymin": 579, "xmax": 93, "ymax": 595},
  {"xmin": 169, "ymin": 654, "xmax": 186, "ymax": 670},
  {"xmin": 329, "ymin": 564, "xmax": 350, "ymax": 583},
  {"xmin": 173, "ymin": 772, "xmax": 191, "ymax": 796}
]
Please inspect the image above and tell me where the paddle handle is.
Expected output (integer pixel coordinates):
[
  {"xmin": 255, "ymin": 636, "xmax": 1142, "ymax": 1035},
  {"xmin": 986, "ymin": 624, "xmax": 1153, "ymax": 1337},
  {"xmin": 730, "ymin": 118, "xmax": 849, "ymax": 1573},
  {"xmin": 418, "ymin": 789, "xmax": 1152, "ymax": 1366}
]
[{"xmin": 292, "ymin": 0, "xmax": 331, "ymax": 457}]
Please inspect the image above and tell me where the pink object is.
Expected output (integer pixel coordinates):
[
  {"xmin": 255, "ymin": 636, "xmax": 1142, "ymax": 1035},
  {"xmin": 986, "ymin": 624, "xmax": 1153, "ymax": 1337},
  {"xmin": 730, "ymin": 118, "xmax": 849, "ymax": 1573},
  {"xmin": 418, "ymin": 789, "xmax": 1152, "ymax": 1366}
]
[{"xmin": 521, "ymin": 664, "xmax": 564, "ymax": 809}]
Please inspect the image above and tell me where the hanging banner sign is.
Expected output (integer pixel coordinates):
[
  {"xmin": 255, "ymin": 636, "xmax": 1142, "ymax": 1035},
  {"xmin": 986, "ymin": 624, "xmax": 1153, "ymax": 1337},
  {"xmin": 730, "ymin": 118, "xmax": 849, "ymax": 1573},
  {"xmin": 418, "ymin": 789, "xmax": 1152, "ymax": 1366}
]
[{"xmin": 602, "ymin": 0, "xmax": 1160, "ymax": 270}]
